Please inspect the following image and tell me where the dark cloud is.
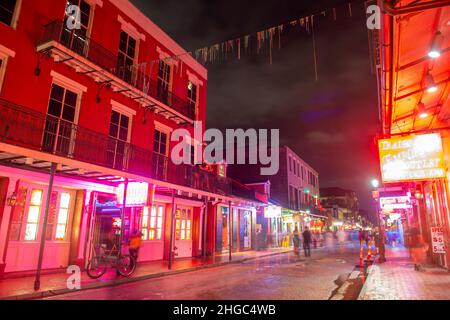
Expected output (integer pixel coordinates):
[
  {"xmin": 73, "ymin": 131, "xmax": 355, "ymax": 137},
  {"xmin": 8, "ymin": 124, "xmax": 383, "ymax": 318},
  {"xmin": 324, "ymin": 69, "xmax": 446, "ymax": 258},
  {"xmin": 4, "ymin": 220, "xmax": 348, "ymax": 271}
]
[{"xmin": 131, "ymin": 0, "xmax": 380, "ymax": 217}]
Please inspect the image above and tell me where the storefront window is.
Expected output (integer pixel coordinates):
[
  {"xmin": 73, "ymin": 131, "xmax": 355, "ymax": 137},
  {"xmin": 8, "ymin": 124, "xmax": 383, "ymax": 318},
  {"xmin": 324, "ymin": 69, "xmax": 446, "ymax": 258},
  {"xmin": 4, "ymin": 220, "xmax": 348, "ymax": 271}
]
[
  {"xmin": 175, "ymin": 208, "xmax": 192, "ymax": 241},
  {"xmin": 46, "ymin": 191, "xmax": 58, "ymax": 240},
  {"xmin": 44, "ymin": 192, "xmax": 71, "ymax": 241},
  {"xmin": 242, "ymin": 210, "xmax": 251, "ymax": 249},
  {"xmin": 24, "ymin": 189, "xmax": 43, "ymax": 241},
  {"xmin": 141, "ymin": 204, "xmax": 164, "ymax": 241},
  {"xmin": 55, "ymin": 193, "xmax": 70, "ymax": 240},
  {"xmin": 141, "ymin": 207, "xmax": 148, "ymax": 240}
]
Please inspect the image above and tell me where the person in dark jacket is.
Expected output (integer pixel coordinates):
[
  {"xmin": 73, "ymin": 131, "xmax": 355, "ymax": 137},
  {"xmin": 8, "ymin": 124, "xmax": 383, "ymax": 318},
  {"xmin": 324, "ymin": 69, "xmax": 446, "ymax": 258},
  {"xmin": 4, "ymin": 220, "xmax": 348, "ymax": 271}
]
[{"xmin": 302, "ymin": 226, "xmax": 312, "ymax": 257}]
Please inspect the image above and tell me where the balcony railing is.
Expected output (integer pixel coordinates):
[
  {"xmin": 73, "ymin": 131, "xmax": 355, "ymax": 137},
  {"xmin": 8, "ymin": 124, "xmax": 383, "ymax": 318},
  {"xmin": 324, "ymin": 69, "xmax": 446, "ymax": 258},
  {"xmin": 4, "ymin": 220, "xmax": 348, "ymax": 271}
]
[
  {"xmin": 231, "ymin": 180, "xmax": 257, "ymax": 201},
  {"xmin": 39, "ymin": 20, "xmax": 195, "ymax": 120},
  {"xmin": 0, "ymin": 98, "xmax": 230, "ymax": 195}
]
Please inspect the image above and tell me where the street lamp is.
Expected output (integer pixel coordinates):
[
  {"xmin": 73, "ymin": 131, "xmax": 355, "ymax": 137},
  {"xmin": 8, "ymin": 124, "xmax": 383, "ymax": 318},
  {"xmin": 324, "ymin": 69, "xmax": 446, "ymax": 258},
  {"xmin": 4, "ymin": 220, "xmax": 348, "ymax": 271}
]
[
  {"xmin": 371, "ymin": 178, "xmax": 386, "ymax": 263},
  {"xmin": 371, "ymin": 179, "xmax": 379, "ymax": 188}
]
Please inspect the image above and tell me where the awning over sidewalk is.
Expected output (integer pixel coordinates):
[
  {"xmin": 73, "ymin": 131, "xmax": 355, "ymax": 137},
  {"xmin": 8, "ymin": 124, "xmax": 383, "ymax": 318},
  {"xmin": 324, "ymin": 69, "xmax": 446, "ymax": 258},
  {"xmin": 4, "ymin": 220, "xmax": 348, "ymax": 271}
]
[{"xmin": 376, "ymin": 1, "xmax": 450, "ymax": 136}]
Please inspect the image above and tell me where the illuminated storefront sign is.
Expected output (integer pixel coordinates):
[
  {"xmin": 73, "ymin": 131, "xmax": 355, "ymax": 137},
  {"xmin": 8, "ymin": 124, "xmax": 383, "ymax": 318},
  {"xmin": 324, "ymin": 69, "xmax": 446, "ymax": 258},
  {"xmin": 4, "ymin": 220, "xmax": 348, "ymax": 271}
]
[
  {"xmin": 378, "ymin": 133, "xmax": 445, "ymax": 182},
  {"xmin": 116, "ymin": 182, "xmax": 149, "ymax": 206},
  {"xmin": 282, "ymin": 213, "xmax": 294, "ymax": 224},
  {"xmin": 431, "ymin": 226, "xmax": 446, "ymax": 254},
  {"xmin": 112, "ymin": 217, "xmax": 122, "ymax": 228},
  {"xmin": 264, "ymin": 205, "xmax": 282, "ymax": 218},
  {"xmin": 379, "ymin": 196, "xmax": 412, "ymax": 210}
]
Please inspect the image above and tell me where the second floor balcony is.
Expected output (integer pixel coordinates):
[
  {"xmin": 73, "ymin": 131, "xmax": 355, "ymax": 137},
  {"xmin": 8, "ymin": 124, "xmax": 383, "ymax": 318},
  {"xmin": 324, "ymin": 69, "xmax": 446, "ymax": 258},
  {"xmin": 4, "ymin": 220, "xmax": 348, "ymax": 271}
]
[
  {"xmin": 0, "ymin": 98, "xmax": 229, "ymax": 196},
  {"xmin": 37, "ymin": 20, "xmax": 195, "ymax": 123}
]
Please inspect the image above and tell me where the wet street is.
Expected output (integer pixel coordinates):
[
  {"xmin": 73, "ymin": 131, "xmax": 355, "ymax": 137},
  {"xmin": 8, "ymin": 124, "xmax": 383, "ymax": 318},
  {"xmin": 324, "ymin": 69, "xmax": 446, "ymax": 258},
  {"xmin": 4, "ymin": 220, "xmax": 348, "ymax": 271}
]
[{"xmin": 45, "ymin": 243, "xmax": 363, "ymax": 300}]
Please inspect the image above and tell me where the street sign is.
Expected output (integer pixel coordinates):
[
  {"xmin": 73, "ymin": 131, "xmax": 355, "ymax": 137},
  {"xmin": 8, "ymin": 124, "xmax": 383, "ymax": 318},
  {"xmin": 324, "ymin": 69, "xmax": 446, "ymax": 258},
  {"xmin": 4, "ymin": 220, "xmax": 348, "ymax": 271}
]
[{"xmin": 431, "ymin": 226, "xmax": 446, "ymax": 254}]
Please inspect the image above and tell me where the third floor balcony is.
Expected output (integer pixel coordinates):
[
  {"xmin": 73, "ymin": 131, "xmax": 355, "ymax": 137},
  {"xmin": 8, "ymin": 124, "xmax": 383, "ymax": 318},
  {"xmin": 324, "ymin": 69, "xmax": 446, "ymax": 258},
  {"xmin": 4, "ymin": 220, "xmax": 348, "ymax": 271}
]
[{"xmin": 37, "ymin": 20, "xmax": 195, "ymax": 123}]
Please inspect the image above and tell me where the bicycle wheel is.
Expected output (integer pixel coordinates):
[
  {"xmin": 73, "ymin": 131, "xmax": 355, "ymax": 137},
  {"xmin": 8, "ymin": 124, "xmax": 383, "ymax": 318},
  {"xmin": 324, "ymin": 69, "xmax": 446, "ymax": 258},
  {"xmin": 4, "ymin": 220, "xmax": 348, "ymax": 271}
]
[
  {"xmin": 87, "ymin": 256, "xmax": 107, "ymax": 279},
  {"xmin": 117, "ymin": 254, "xmax": 136, "ymax": 277}
]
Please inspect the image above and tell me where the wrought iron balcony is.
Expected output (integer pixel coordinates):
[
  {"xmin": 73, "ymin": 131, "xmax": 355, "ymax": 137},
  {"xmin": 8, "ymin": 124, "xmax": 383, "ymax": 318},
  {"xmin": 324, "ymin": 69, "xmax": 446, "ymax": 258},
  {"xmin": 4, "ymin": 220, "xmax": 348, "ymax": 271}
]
[
  {"xmin": 0, "ymin": 98, "xmax": 230, "ymax": 195},
  {"xmin": 231, "ymin": 180, "xmax": 258, "ymax": 201},
  {"xmin": 38, "ymin": 20, "xmax": 195, "ymax": 121}
]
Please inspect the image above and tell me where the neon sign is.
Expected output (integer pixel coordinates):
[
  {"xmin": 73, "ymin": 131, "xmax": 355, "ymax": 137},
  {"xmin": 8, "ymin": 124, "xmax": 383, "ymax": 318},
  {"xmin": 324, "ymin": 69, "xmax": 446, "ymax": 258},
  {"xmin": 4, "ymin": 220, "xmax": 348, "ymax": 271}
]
[
  {"xmin": 378, "ymin": 133, "xmax": 445, "ymax": 182},
  {"xmin": 116, "ymin": 182, "xmax": 149, "ymax": 206},
  {"xmin": 379, "ymin": 196, "xmax": 412, "ymax": 210},
  {"xmin": 112, "ymin": 217, "xmax": 122, "ymax": 228}
]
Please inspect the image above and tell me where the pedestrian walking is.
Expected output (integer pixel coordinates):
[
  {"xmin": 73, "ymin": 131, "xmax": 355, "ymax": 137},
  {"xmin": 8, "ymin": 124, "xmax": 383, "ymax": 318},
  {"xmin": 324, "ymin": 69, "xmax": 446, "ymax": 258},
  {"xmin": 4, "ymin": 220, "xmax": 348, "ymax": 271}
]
[
  {"xmin": 313, "ymin": 233, "xmax": 318, "ymax": 249},
  {"xmin": 302, "ymin": 226, "xmax": 312, "ymax": 257},
  {"xmin": 358, "ymin": 229, "xmax": 364, "ymax": 245},
  {"xmin": 293, "ymin": 227, "xmax": 300, "ymax": 256}
]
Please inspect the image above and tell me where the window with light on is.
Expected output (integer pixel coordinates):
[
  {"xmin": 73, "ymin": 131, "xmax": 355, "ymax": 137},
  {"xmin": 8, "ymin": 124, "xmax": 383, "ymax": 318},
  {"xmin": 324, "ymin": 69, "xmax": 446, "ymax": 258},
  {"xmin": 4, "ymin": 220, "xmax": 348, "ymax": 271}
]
[
  {"xmin": 141, "ymin": 205, "xmax": 164, "ymax": 241},
  {"xmin": 175, "ymin": 208, "xmax": 192, "ymax": 241}
]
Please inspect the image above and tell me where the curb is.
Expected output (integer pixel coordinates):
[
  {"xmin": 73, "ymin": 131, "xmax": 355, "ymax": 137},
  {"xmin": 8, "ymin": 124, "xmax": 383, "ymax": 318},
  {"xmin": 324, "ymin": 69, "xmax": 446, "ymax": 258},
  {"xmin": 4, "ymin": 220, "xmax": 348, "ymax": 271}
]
[
  {"xmin": 356, "ymin": 257, "xmax": 379, "ymax": 300},
  {"xmin": 1, "ymin": 249, "xmax": 292, "ymax": 300}
]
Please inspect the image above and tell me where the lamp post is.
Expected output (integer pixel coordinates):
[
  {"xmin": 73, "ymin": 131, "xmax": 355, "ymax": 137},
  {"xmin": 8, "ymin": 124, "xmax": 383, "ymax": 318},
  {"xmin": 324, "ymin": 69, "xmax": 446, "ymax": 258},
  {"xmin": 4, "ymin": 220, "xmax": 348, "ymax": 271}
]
[{"xmin": 371, "ymin": 179, "xmax": 386, "ymax": 263}]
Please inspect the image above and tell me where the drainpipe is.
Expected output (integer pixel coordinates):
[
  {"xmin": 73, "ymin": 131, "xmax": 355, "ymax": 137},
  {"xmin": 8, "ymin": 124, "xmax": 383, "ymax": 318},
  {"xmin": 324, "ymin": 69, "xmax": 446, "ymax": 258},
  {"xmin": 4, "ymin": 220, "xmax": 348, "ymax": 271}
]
[
  {"xmin": 203, "ymin": 198, "xmax": 208, "ymax": 259},
  {"xmin": 168, "ymin": 189, "xmax": 175, "ymax": 270},
  {"xmin": 34, "ymin": 163, "xmax": 57, "ymax": 291}
]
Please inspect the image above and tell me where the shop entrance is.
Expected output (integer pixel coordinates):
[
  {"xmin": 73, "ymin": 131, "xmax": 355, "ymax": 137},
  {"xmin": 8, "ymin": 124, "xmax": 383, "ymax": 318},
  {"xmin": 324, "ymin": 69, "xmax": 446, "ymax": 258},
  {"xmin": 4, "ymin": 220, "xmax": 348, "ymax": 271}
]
[
  {"xmin": 222, "ymin": 207, "xmax": 230, "ymax": 253},
  {"xmin": 88, "ymin": 193, "xmax": 122, "ymax": 260},
  {"xmin": 240, "ymin": 210, "xmax": 252, "ymax": 250},
  {"xmin": 174, "ymin": 206, "xmax": 193, "ymax": 258},
  {"xmin": 92, "ymin": 213, "xmax": 121, "ymax": 252}
]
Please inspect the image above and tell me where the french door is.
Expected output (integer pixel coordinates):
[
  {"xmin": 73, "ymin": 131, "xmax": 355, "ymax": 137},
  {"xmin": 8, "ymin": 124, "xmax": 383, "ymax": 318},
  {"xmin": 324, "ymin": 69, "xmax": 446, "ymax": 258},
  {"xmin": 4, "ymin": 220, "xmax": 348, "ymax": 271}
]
[
  {"xmin": 43, "ymin": 84, "xmax": 77, "ymax": 156},
  {"xmin": 61, "ymin": 0, "xmax": 92, "ymax": 56},
  {"xmin": 152, "ymin": 129, "xmax": 168, "ymax": 180},
  {"xmin": 157, "ymin": 61, "xmax": 171, "ymax": 105},
  {"xmin": 117, "ymin": 31, "xmax": 137, "ymax": 84},
  {"xmin": 107, "ymin": 110, "xmax": 130, "ymax": 170}
]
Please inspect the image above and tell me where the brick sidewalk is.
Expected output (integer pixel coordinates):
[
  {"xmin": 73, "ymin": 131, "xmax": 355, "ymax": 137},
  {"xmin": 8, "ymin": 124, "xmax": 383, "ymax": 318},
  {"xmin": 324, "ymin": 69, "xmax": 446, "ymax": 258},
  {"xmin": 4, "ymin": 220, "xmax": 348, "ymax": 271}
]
[
  {"xmin": 0, "ymin": 247, "xmax": 291, "ymax": 300},
  {"xmin": 358, "ymin": 246, "xmax": 450, "ymax": 300}
]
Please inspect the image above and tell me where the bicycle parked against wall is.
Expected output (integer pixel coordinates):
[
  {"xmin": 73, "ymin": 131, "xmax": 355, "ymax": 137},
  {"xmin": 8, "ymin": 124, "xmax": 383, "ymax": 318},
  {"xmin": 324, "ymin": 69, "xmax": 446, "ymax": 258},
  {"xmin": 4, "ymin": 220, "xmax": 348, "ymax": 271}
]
[{"xmin": 86, "ymin": 243, "xmax": 136, "ymax": 279}]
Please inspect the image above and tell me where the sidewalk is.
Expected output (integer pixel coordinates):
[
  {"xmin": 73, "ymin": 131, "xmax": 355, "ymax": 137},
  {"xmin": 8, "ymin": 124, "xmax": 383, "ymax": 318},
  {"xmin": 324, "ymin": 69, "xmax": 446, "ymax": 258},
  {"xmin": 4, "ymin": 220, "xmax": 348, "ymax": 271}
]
[
  {"xmin": 0, "ymin": 247, "xmax": 290, "ymax": 300},
  {"xmin": 358, "ymin": 246, "xmax": 450, "ymax": 300}
]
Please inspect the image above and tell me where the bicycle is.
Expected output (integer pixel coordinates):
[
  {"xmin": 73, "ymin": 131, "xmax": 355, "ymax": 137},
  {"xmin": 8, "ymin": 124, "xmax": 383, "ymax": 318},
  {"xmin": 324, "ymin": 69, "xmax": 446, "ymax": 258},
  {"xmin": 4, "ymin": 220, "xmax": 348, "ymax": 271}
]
[{"xmin": 86, "ymin": 243, "xmax": 136, "ymax": 279}]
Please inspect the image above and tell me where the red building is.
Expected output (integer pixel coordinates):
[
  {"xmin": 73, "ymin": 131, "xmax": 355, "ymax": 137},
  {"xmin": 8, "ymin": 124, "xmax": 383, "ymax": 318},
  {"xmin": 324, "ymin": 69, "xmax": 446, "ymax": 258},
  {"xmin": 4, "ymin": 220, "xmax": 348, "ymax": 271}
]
[
  {"xmin": 0, "ymin": 0, "xmax": 261, "ymax": 277},
  {"xmin": 373, "ymin": 1, "xmax": 450, "ymax": 268}
]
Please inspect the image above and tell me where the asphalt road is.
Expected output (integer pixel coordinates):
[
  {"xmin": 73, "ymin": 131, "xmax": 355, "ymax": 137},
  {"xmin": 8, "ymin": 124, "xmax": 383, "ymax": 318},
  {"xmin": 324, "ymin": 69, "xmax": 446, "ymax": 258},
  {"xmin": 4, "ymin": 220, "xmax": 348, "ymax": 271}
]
[{"xmin": 44, "ymin": 242, "xmax": 363, "ymax": 300}]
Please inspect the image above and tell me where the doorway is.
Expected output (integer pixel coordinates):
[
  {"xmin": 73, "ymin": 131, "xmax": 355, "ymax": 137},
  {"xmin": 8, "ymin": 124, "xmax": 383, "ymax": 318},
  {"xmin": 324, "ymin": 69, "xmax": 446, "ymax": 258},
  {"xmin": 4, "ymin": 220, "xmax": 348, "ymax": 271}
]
[{"xmin": 221, "ymin": 207, "xmax": 229, "ymax": 253}]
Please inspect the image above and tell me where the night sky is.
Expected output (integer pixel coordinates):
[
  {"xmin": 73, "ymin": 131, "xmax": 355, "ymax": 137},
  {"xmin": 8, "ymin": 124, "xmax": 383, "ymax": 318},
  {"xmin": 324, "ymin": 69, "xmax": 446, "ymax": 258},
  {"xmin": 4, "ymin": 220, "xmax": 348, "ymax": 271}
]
[{"xmin": 130, "ymin": 0, "xmax": 380, "ymax": 217}]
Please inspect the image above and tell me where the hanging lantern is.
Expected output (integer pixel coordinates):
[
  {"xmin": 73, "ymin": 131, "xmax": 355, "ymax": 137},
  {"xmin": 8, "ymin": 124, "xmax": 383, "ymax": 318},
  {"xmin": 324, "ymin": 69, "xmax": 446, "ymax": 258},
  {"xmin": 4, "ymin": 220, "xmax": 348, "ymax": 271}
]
[{"xmin": 7, "ymin": 192, "xmax": 17, "ymax": 207}]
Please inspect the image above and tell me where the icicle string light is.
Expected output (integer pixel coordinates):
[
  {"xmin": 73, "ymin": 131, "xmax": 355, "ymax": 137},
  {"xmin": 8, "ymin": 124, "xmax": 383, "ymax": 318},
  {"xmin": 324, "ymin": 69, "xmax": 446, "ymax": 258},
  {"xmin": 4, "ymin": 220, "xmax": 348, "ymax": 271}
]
[{"xmin": 132, "ymin": 1, "xmax": 363, "ymax": 74}]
